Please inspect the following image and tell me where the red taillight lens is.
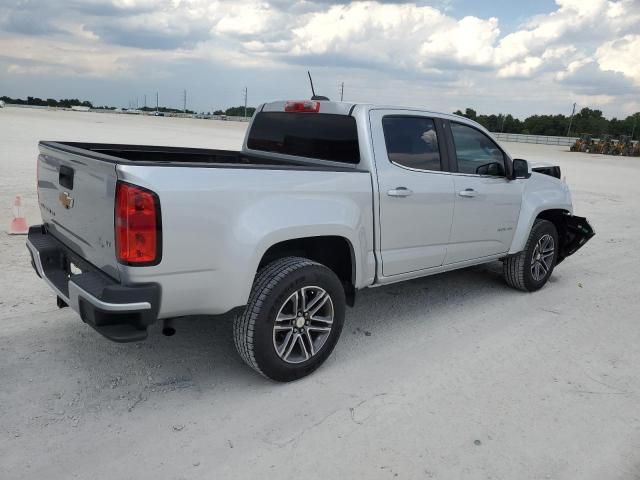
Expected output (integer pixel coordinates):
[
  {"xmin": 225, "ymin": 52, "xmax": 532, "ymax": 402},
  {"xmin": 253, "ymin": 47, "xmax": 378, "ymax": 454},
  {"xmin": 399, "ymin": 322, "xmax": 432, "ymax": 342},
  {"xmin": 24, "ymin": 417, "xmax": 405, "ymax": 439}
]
[
  {"xmin": 115, "ymin": 182, "xmax": 161, "ymax": 265},
  {"xmin": 284, "ymin": 100, "xmax": 320, "ymax": 113}
]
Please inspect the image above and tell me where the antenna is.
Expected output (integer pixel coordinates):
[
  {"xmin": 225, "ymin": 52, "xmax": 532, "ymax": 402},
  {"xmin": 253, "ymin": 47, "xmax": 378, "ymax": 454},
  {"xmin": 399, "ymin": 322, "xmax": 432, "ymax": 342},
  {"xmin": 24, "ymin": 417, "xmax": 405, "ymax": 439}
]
[
  {"xmin": 307, "ymin": 71, "xmax": 330, "ymax": 101},
  {"xmin": 307, "ymin": 71, "xmax": 316, "ymax": 97}
]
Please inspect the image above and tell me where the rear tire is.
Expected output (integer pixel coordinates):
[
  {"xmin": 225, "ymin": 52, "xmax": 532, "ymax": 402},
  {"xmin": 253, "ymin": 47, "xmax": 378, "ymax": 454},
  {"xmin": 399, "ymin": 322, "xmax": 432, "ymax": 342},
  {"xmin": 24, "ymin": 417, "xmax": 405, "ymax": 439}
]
[
  {"xmin": 504, "ymin": 219, "xmax": 558, "ymax": 292},
  {"xmin": 233, "ymin": 257, "xmax": 346, "ymax": 382}
]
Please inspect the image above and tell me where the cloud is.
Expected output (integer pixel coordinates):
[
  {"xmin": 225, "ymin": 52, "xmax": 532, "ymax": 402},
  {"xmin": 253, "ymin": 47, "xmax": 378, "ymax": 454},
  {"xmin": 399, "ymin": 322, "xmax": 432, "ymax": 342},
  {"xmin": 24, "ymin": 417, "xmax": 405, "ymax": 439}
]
[
  {"xmin": 0, "ymin": 34, "xmax": 194, "ymax": 77},
  {"xmin": 556, "ymin": 59, "xmax": 638, "ymax": 95},
  {"xmin": 596, "ymin": 34, "xmax": 640, "ymax": 87},
  {"xmin": 497, "ymin": 57, "xmax": 544, "ymax": 79},
  {"xmin": 0, "ymin": 0, "xmax": 639, "ymax": 116}
]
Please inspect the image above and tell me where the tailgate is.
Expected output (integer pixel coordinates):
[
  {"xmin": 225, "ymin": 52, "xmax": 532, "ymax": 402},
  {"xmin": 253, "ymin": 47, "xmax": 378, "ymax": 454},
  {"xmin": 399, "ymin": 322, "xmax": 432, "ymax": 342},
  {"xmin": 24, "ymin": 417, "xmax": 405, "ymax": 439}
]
[{"xmin": 38, "ymin": 142, "xmax": 120, "ymax": 280}]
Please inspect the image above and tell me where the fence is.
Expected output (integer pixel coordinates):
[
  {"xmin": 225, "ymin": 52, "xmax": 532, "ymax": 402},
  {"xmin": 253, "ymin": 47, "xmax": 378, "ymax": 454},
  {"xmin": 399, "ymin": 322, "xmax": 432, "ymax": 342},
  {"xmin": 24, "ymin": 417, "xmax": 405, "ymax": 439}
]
[{"xmin": 492, "ymin": 132, "xmax": 577, "ymax": 146}]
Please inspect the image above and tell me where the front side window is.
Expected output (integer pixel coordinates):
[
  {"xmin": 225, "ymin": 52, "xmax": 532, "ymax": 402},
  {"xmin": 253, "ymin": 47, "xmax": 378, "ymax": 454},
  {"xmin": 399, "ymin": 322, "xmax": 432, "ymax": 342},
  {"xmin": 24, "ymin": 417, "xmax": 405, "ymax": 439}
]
[
  {"xmin": 450, "ymin": 122, "xmax": 506, "ymax": 176},
  {"xmin": 382, "ymin": 116, "xmax": 442, "ymax": 171}
]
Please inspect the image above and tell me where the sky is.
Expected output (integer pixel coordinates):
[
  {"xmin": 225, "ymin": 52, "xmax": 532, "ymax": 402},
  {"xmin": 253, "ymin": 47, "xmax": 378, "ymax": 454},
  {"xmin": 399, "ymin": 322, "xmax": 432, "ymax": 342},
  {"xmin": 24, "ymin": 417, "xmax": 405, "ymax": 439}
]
[{"xmin": 0, "ymin": 0, "xmax": 639, "ymax": 118}]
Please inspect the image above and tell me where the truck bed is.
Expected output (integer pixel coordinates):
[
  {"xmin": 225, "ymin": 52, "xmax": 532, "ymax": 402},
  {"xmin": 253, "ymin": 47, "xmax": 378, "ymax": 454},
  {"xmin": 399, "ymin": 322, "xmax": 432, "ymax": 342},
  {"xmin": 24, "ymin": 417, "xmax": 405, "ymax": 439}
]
[{"xmin": 40, "ymin": 141, "xmax": 358, "ymax": 171}]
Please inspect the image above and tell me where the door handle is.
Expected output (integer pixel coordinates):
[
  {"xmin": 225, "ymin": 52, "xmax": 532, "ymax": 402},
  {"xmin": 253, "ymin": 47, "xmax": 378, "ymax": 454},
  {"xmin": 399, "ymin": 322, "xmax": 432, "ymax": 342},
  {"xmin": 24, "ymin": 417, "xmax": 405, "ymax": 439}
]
[
  {"xmin": 458, "ymin": 188, "xmax": 477, "ymax": 198},
  {"xmin": 387, "ymin": 187, "xmax": 413, "ymax": 197}
]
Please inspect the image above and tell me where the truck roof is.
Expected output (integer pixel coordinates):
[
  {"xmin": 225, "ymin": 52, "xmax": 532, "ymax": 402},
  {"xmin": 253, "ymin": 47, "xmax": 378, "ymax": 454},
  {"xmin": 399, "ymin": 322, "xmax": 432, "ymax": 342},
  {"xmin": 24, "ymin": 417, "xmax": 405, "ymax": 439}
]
[{"xmin": 260, "ymin": 100, "xmax": 488, "ymax": 131}]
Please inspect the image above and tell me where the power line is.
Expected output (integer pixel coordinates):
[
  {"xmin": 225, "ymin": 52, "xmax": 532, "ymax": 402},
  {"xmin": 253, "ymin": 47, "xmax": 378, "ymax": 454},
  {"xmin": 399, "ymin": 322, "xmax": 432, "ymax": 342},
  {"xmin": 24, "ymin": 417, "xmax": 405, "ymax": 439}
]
[
  {"xmin": 243, "ymin": 87, "xmax": 248, "ymax": 118},
  {"xmin": 566, "ymin": 102, "xmax": 576, "ymax": 137}
]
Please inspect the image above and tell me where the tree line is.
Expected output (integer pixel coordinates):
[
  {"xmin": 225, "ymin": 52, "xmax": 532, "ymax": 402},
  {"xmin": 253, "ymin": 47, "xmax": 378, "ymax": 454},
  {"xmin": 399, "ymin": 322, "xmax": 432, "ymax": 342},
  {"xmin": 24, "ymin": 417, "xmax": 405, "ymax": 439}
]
[
  {"xmin": 454, "ymin": 107, "xmax": 639, "ymax": 139},
  {"xmin": 213, "ymin": 106, "xmax": 256, "ymax": 117},
  {"xmin": 1, "ymin": 96, "xmax": 255, "ymax": 117},
  {"xmin": 3, "ymin": 95, "xmax": 636, "ymax": 137},
  {"xmin": 1, "ymin": 96, "xmax": 97, "ymax": 109}
]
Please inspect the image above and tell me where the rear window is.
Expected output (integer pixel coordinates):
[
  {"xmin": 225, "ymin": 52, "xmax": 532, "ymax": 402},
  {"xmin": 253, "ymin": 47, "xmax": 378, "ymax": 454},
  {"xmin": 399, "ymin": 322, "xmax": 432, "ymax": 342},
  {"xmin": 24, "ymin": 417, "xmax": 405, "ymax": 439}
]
[{"xmin": 247, "ymin": 112, "xmax": 360, "ymax": 164}]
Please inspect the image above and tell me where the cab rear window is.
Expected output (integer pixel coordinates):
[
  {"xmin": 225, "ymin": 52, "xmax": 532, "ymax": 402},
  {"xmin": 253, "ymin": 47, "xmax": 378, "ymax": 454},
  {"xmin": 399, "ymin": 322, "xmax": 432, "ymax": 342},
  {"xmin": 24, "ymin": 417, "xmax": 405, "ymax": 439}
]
[{"xmin": 247, "ymin": 112, "xmax": 360, "ymax": 164}]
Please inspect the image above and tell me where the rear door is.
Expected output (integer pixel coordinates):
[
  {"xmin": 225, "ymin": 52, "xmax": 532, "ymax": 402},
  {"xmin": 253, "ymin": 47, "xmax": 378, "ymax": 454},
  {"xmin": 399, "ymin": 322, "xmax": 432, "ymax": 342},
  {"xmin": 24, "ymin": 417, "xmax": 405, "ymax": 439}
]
[
  {"xmin": 370, "ymin": 110, "xmax": 455, "ymax": 276},
  {"xmin": 38, "ymin": 143, "xmax": 121, "ymax": 280},
  {"xmin": 443, "ymin": 121, "xmax": 523, "ymax": 264}
]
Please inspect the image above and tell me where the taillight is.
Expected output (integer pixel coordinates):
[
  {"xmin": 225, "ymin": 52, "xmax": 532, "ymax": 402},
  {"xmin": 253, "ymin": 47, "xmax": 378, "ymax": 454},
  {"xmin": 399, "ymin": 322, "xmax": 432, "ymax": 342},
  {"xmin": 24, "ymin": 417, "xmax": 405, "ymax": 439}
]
[
  {"xmin": 115, "ymin": 182, "xmax": 161, "ymax": 265},
  {"xmin": 284, "ymin": 100, "xmax": 320, "ymax": 113}
]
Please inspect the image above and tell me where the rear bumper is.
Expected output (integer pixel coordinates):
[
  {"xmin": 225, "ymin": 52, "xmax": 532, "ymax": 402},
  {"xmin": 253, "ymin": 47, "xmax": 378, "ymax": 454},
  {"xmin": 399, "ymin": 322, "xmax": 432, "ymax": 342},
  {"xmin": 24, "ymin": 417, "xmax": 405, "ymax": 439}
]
[{"xmin": 26, "ymin": 225, "xmax": 160, "ymax": 342}]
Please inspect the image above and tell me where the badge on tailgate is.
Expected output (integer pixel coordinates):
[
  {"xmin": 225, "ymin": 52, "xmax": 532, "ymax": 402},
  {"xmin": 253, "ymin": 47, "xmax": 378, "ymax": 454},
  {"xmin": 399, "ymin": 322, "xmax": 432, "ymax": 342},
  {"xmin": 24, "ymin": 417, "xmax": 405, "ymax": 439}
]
[{"xmin": 59, "ymin": 191, "xmax": 74, "ymax": 209}]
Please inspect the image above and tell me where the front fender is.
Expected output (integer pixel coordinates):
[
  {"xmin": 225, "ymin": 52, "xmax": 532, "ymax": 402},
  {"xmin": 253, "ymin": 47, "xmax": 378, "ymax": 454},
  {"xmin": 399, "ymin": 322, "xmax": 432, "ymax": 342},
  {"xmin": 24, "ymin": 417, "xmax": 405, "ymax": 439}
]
[{"xmin": 509, "ymin": 174, "xmax": 573, "ymax": 254}]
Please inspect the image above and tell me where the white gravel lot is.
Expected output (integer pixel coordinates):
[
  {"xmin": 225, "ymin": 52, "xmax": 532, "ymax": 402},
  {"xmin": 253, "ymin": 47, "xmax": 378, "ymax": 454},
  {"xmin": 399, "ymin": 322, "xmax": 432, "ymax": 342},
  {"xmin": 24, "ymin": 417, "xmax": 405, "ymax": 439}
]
[{"xmin": 1, "ymin": 107, "xmax": 639, "ymax": 480}]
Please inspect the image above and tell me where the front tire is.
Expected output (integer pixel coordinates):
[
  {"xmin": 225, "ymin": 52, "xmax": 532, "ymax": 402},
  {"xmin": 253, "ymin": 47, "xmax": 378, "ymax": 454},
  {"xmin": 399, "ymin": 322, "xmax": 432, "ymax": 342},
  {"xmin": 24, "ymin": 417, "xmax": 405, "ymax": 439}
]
[
  {"xmin": 233, "ymin": 257, "xmax": 346, "ymax": 382},
  {"xmin": 504, "ymin": 219, "xmax": 559, "ymax": 292}
]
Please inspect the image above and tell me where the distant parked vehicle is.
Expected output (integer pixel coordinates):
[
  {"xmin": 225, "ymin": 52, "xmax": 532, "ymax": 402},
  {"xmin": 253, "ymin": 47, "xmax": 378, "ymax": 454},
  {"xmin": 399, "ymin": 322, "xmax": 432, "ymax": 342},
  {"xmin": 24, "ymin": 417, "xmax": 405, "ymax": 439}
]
[
  {"xmin": 153, "ymin": 111, "xmax": 164, "ymax": 117},
  {"xmin": 0, "ymin": 100, "xmax": 5, "ymax": 108},
  {"xmin": 27, "ymin": 99, "xmax": 595, "ymax": 381},
  {"xmin": 591, "ymin": 134, "xmax": 615, "ymax": 155},
  {"xmin": 570, "ymin": 133, "xmax": 593, "ymax": 152},
  {"xmin": 614, "ymin": 135, "xmax": 633, "ymax": 156}
]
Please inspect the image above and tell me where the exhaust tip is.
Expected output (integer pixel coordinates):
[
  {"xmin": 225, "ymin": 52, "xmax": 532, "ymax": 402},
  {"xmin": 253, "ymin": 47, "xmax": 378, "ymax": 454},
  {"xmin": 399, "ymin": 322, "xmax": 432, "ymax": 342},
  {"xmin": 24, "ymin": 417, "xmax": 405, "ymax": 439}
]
[
  {"xmin": 162, "ymin": 318, "xmax": 176, "ymax": 336},
  {"xmin": 162, "ymin": 326, "xmax": 176, "ymax": 337}
]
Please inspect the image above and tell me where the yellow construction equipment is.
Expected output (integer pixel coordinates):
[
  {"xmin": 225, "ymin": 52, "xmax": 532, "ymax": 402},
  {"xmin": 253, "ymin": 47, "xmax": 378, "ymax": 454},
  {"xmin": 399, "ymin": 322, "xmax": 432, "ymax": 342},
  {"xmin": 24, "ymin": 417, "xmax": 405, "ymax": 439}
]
[
  {"xmin": 570, "ymin": 133, "xmax": 594, "ymax": 152},
  {"xmin": 592, "ymin": 134, "xmax": 615, "ymax": 154},
  {"xmin": 613, "ymin": 135, "xmax": 633, "ymax": 156},
  {"xmin": 632, "ymin": 141, "xmax": 640, "ymax": 157}
]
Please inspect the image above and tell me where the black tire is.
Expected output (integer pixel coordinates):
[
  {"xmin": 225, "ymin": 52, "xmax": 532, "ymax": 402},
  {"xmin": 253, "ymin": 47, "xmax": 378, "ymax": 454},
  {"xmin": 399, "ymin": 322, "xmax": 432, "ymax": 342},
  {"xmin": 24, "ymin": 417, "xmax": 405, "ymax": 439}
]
[
  {"xmin": 504, "ymin": 219, "xmax": 559, "ymax": 292},
  {"xmin": 233, "ymin": 257, "xmax": 346, "ymax": 382}
]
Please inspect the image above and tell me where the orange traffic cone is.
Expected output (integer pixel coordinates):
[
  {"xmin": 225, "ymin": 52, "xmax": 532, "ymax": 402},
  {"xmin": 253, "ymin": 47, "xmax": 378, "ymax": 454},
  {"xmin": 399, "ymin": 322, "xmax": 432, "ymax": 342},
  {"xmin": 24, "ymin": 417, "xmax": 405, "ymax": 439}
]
[{"xmin": 8, "ymin": 195, "xmax": 28, "ymax": 235}]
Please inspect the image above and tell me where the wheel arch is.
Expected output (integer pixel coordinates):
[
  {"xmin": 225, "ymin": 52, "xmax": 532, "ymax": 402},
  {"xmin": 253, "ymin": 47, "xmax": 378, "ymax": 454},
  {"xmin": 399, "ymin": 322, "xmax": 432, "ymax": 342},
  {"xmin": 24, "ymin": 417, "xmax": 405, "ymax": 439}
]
[{"xmin": 257, "ymin": 235, "xmax": 357, "ymax": 306}]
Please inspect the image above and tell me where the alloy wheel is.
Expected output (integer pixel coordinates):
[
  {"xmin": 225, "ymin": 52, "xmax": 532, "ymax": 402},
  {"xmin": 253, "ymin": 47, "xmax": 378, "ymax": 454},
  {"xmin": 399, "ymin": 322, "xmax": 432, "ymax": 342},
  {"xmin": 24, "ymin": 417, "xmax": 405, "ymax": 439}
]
[
  {"xmin": 530, "ymin": 234, "xmax": 555, "ymax": 281},
  {"xmin": 272, "ymin": 286, "xmax": 334, "ymax": 364}
]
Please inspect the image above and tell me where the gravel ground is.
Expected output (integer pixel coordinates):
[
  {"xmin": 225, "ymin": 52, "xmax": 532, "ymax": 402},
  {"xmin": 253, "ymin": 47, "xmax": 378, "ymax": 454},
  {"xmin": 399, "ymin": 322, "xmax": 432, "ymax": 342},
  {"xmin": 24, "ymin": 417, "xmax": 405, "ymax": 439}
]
[{"xmin": 1, "ymin": 107, "xmax": 639, "ymax": 480}]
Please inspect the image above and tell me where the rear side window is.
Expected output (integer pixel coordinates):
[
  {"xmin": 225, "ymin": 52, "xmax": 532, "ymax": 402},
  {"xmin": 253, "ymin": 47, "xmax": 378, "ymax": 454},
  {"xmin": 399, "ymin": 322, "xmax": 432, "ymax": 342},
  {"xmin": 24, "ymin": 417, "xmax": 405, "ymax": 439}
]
[
  {"xmin": 382, "ymin": 116, "xmax": 442, "ymax": 171},
  {"xmin": 247, "ymin": 112, "xmax": 360, "ymax": 164}
]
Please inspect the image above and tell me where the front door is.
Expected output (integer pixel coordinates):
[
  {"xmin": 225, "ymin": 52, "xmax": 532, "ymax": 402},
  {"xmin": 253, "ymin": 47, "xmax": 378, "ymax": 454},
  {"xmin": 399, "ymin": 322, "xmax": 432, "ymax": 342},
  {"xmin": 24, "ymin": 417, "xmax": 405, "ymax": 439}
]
[
  {"xmin": 370, "ymin": 110, "xmax": 456, "ymax": 276},
  {"xmin": 444, "ymin": 121, "xmax": 523, "ymax": 264}
]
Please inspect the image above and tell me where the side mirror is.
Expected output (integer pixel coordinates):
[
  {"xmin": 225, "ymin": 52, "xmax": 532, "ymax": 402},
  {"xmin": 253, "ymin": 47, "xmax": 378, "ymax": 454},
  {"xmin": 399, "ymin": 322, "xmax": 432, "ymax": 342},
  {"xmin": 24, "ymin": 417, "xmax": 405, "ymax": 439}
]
[{"xmin": 511, "ymin": 158, "xmax": 531, "ymax": 180}]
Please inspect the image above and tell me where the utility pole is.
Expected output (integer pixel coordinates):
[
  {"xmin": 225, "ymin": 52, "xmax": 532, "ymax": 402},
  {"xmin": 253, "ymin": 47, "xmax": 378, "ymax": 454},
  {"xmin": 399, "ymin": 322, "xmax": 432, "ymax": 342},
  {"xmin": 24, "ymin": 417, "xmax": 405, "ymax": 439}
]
[
  {"xmin": 156, "ymin": 92, "xmax": 159, "ymax": 112},
  {"xmin": 183, "ymin": 89, "xmax": 187, "ymax": 113},
  {"xmin": 144, "ymin": 95, "xmax": 147, "ymax": 110},
  {"xmin": 243, "ymin": 87, "xmax": 248, "ymax": 118},
  {"xmin": 632, "ymin": 114, "xmax": 637, "ymax": 140},
  {"xmin": 340, "ymin": 82, "xmax": 344, "ymax": 102},
  {"xmin": 566, "ymin": 102, "xmax": 576, "ymax": 137}
]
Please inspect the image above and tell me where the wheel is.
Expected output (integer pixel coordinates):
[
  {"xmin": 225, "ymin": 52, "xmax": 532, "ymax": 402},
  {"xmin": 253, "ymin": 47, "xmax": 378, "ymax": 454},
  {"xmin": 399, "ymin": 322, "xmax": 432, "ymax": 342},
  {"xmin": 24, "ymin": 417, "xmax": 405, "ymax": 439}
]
[
  {"xmin": 504, "ymin": 219, "xmax": 559, "ymax": 292},
  {"xmin": 233, "ymin": 257, "xmax": 346, "ymax": 382}
]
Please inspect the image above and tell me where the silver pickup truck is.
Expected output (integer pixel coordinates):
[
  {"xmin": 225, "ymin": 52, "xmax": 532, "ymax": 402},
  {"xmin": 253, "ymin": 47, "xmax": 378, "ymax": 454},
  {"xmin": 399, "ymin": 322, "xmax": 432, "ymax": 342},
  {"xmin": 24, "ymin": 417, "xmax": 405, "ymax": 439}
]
[{"xmin": 27, "ymin": 99, "xmax": 594, "ymax": 381}]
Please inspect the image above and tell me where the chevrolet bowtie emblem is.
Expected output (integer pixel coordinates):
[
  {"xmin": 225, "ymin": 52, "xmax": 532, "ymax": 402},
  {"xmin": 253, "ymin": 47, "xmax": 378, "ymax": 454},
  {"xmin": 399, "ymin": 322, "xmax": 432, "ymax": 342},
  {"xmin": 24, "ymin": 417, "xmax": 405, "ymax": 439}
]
[{"xmin": 59, "ymin": 191, "xmax": 74, "ymax": 209}]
